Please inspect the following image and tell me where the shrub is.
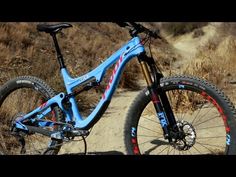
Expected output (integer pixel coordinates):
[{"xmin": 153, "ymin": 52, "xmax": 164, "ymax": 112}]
[{"xmin": 162, "ymin": 22, "xmax": 208, "ymax": 36}]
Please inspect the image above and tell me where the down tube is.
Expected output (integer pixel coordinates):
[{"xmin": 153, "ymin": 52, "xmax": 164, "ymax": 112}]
[{"xmin": 74, "ymin": 46, "xmax": 145, "ymax": 129}]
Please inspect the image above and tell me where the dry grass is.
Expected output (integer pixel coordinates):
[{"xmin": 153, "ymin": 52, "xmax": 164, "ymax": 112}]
[
  {"xmin": 0, "ymin": 23, "xmax": 130, "ymax": 111},
  {"xmin": 182, "ymin": 39, "xmax": 236, "ymax": 85},
  {"xmin": 179, "ymin": 24, "xmax": 236, "ymax": 103},
  {"xmin": 162, "ymin": 22, "xmax": 208, "ymax": 37},
  {"xmin": 0, "ymin": 22, "xmax": 175, "ymax": 113}
]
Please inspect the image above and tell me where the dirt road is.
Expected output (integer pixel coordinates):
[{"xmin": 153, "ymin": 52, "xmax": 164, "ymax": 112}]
[
  {"xmin": 170, "ymin": 24, "xmax": 217, "ymax": 69},
  {"xmin": 59, "ymin": 88, "xmax": 142, "ymax": 155}
]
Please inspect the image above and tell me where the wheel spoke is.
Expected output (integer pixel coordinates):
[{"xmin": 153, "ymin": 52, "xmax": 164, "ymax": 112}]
[
  {"xmin": 190, "ymin": 104, "xmax": 204, "ymax": 125},
  {"xmin": 192, "ymin": 145, "xmax": 202, "ymax": 154},
  {"xmin": 156, "ymin": 146, "xmax": 169, "ymax": 155},
  {"xmin": 138, "ymin": 134, "xmax": 162, "ymax": 138},
  {"xmin": 145, "ymin": 107, "xmax": 156, "ymax": 116},
  {"xmin": 197, "ymin": 136, "xmax": 225, "ymax": 139},
  {"xmin": 192, "ymin": 106, "xmax": 216, "ymax": 126},
  {"xmin": 141, "ymin": 115, "xmax": 160, "ymax": 124},
  {"xmin": 195, "ymin": 125, "xmax": 224, "ymax": 130},
  {"xmin": 195, "ymin": 141, "xmax": 225, "ymax": 154},
  {"xmin": 138, "ymin": 125, "xmax": 163, "ymax": 135},
  {"xmin": 168, "ymin": 146, "xmax": 174, "ymax": 154},
  {"xmin": 0, "ymin": 84, "xmax": 61, "ymax": 155},
  {"xmin": 194, "ymin": 115, "xmax": 221, "ymax": 127}
]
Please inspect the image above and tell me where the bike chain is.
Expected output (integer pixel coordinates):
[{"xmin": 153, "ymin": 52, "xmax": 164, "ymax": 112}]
[{"xmin": 21, "ymin": 135, "xmax": 87, "ymax": 155}]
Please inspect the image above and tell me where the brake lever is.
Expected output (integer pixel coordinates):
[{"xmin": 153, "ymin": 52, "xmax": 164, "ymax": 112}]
[
  {"xmin": 150, "ymin": 29, "xmax": 162, "ymax": 40},
  {"xmin": 115, "ymin": 22, "xmax": 128, "ymax": 27}
]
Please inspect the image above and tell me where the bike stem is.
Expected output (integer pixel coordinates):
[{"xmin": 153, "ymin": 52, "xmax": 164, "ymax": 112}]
[{"xmin": 138, "ymin": 52, "xmax": 178, "ymax": 140}]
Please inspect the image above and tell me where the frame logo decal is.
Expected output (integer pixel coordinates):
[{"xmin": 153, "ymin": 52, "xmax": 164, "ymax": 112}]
[{"xmin": 102, "ymin": 53, "xmax": 124, "ymax": 99}]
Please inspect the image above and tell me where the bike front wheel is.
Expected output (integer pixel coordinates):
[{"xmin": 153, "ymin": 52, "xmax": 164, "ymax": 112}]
[{"xmin": 124, "ymin": 76, "xmax": 236, "ymax": 155}]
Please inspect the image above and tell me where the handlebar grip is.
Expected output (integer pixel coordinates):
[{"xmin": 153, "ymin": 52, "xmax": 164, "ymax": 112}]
[
  {"xmin": 151, "ymin": 29, "xmax": 163, "ymax": 39},
  {"xmin": 150, "ymin": 31, "xmax": 158, "ymax": 39},
  {"xmin": 115, "ymin": 22, "xmax": 129, "ymax": 28},
  {"xmin": 115, "ymin": 22, "xmax": 163, "ymax": 40}
]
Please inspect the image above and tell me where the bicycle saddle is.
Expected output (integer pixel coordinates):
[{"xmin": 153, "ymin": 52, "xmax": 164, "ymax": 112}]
[{"xmin": 37, "ymin": 23, "xmax": 72, "ymax": 34}]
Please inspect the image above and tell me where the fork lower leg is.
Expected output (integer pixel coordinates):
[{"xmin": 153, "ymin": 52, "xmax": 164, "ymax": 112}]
[{"xmin": 139, "ymin": 60, "xmax": 171, "ymax": 138}]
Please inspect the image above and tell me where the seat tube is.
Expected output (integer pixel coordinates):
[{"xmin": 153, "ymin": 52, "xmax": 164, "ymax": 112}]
[{"xmin": 50, "ymin": 33, "xmax": 66, "ymax": 69}]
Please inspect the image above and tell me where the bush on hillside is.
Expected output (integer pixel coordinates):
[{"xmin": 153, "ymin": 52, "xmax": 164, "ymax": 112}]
[{"xmin": 162, "ymin": 22, "xmax": 208, "ymax": 36}]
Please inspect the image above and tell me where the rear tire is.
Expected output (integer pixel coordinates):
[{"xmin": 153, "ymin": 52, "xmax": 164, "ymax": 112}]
[
  {"xmin": 124, "ymin": 76, "xmax": 236, "ymax": 155},
  {"xmin": 0, "ymin": 76, "xmax": 63, "ymax": 155}
]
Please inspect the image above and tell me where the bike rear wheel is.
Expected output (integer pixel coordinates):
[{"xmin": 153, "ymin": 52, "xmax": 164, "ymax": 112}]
[
  {"xmin": 0, "ymin": 76, "xmax": 63, "ymax": 155},
  {"xmin": 124, "ymin": 76, "xmax": 236, "ymax": 155}
]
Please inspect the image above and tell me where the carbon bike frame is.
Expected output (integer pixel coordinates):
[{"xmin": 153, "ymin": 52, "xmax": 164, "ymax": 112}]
[{"xmin": 15, "ymin": 36, "xmax": 147, "ymax": 130}]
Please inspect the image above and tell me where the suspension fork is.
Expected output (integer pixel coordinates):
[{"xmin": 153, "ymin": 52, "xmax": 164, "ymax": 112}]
[{"xmin": 138, "ymin": 53, "xmax": 177, "ymax": 140}]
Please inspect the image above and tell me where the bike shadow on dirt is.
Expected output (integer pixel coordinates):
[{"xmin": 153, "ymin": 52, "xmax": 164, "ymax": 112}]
[
  {"xmin": 59, "ymin": 139, "xmax": 168, "ymax": 155},
  {"xmin": 60, "ymin": 151, "xmax": 124, "ymax": 155}
]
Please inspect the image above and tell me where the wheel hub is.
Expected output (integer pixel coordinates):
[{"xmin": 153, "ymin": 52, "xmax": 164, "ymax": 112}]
[
  {"xmin": 10, "ymin": 113, "xmax": 27, "ymax": 154},
  {"xmin": 10, "ymin": 113, "xmax": 25, "ymax": 134},
  {"xmin": 172, "ymin": 120, "xmax": 196, "ymax": 151}
]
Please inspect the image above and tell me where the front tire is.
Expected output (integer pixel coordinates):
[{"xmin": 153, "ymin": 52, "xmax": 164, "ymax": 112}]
[{"xmin": 124, "ymin": 76, "xmax": 236, "ymax": 155}]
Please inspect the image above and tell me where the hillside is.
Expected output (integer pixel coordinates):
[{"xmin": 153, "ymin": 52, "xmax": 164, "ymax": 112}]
[
  {"xmin": 0, "ymin": 22, "xmax": 177, "ymax": 111},
  {"xmin": 167, "ymin": 23, "xmax": 236, "ymax": 103}
]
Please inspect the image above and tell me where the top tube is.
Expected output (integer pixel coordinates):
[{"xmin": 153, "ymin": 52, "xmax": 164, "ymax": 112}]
[{"xmin": 61, "ymin": 37, "xmax": 144, "ymax": 93}]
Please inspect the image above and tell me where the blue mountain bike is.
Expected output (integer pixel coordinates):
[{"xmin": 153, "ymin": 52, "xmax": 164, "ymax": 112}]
[{"xmin": 1, "ymin": 22, "xmax": 236, "ymax": 155}]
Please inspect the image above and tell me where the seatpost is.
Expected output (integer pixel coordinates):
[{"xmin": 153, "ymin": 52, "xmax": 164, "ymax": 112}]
[{"xmin": 50, "ymin": 33, "xmax": 66, "ymax": 69}]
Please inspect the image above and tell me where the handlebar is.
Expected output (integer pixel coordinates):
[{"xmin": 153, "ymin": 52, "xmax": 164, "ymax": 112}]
[{"xmin": 115, "ymin": 22, "xmax": 162, "ymax": 40}]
